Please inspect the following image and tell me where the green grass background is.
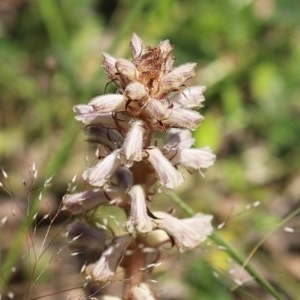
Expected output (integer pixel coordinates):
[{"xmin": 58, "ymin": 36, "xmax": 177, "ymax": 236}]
[{"xmin": 1, "ymin": 0, "xmax": 300, "ymax": 299}]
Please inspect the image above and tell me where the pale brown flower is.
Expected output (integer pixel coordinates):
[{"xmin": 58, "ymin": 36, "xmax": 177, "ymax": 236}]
[
  {"xmin": 62, "ymin": 189, "xmax": 129, "ymax": 214},
  {"xmin": 83, "ymin": 150, "xmax": 122, "ymax": 187},
  {"xmin": 154, "ymin": 212, "xmax": 213, "ymax": 252},
  {"xmin": 146, "ymin": 147, "xmax": 184, "ymax": 189},
  {"xmin": 127, "ymin": 185, "xmax": 153, "ymax": 233},
  {"xmin": 85, "ymin": 235, "xmax": 131, "ymax": 282},
  {"xmin": 171, "ymin": 85, "xmax": 206, "ymax": 108},
  {"xmin": 122, "ymin": 120, "xmax": 145, "ymax": 164}
]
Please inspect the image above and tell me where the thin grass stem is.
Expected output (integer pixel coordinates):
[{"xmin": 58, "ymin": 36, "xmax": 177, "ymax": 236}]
[{"xmin": 169, "ymin": 192, "xmax": 285, "ymax": 300}]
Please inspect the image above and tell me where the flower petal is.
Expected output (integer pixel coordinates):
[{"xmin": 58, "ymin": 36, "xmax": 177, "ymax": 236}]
[
  {"xmin": 154, "ymin": 212, "xmax": 213, "ymax": 252},
  {"xmin": 147, "ymin": 147, "xmax": 183, "ymax": 189},
  {"xmin": 62, "ymin": 190, "xmax": 109, "ymax": 214},
  {"xmin": 160, "ymin": 63, "xmax": 197, "ymax": 92},
  {"xmin": 85, "ymin": 235, "xmax": 131, "ymax": 282},
  {"xmin": 164, "ymin": 129, "xmax": 195, "ymax": 150},
  {"xmin": 63, "ymin": 189, "xmax": 128, "ymax": 214},
  {"xmin": 130, "ymin": 33, "xmax": 144, "ymax": 59},
  {"xmin": 171, "ymin": 85, "xmax": 206, "ymax": 108},
  {"xmin": 123, "ymin": 120, "xmax": 145, "ymax": 163},
  {"xmin": 173, "ymin": 147, "xmax": 216, "ymax": 172},
  {"xmin": 159, "ymin": 39, "xmax": 174, "ymax": 74},
  {"xmin": 74, "ymin": 105, "xmax": 124, "ymax": 128},
  {"xmin": 127, "ymin": 185, "xmax": 153, "ymax": 233},
  {"xmin": 73, "ymin": 104, "xmax": 94, "ymax": 115},
  {"xmin": 83, "ymin": 150, "xmax": 121, "ymax": 187},
  {"xmin": 163, "ymin": 107, "xmax": 203, "ymax": 130}
]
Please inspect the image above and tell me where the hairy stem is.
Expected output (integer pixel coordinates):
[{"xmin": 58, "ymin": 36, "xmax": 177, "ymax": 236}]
[{"xmin": 123, "ymin": 240, "xmax": 147, "ymax": 299}]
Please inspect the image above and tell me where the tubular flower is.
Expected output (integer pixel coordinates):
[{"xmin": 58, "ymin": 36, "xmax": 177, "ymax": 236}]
[
  {"xmin": 122, "ymin": 120, "xmax": 145, "ymax": 164},
  {"xmin": 146, "ymin": 147, "xmax": 184, "ymax": 189},
  {"xmin": 163, "ymin": 130, "xmax": 216, "ymax": 175},
  {"xmin": 66, "ymin": 33, "xmax": 216, "ymax": 298},
  {"xmin": 85, "ymin": 235, "xmax": 131, "ymax": 282},
  {"xmin": 153, "ymin": 212, "xmax": 213, "ymax": 253},
  {"xmin": 62, "ymin": 189, "xmax": 125, "ymax": 214},
  {"xmin": 83, "ymin": 150, "xmax": 122, "ymax": 187},
  {"xmin": 127, "ymin": 184, "xmax": 153, "ymax": 233}
]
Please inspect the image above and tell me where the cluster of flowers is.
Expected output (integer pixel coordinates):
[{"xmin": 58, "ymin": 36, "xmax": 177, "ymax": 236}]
[{"xmin": 63, "ymin": 33, "xmax": 215, "ymax": 299}]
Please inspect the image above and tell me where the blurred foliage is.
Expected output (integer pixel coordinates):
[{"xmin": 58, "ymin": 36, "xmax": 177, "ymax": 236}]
[
  {"xmin": 1, "ymin": 0, "xmax": 300, "ymax": 299},
  {"xmin": 185, "ymin": 262, "xmax": 233, "ymax": 300}
]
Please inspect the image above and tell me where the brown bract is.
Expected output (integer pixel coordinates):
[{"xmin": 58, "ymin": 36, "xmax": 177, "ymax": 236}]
[
  {"xmin": 101, "ymin": 33, "xmax": 197, "ymax": 132},
  {"xmin": 133, "ymin": 46, "xmax": 173, "ymax": 94}
]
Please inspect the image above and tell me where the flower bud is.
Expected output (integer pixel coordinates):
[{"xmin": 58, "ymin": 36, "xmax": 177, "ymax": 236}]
[
  {"xmin": 159, "ymin": 39, "xmax": 174, "ymax": 73},
  {"xmin": 66, "ymin": 220, "xmax": 109, "ymax": 260},
  {"xmin": 115, "ymin": 59, "xmax": 138, "ymax": 82},
  {"xmin": 124, "ymin": 82, "xmax": 148, "ymax": 101},
  {"xmin": 112, "ymin": 167, "xmax": 133, "ymax": 189},
  {"xmin": 102, "ymin": 52, "xmax": 118, "ymax": 80},
  {"xmin": 130, "ymin": 33, "xmax": 144, "ymax": 59},
  {"xmin": 85, "ymin": 125, "xmax": 124, "ymax": 148}
]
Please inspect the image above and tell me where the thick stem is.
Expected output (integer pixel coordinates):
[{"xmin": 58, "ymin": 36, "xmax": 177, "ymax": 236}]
[
  {"xmin": 143, "ymin": 126, "xmax": 153, "ymax": 148},
  {"xmin": 123, "ymin": 240, "xmax": 147, "ymax": 300}
]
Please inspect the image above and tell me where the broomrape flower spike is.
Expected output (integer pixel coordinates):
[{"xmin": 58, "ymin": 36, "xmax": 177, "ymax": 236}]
[{"xmin": 66, "ymin": 33, "xmax": 216, "ymax": 299}]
